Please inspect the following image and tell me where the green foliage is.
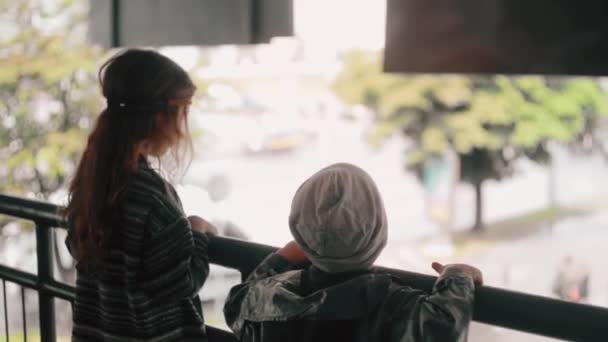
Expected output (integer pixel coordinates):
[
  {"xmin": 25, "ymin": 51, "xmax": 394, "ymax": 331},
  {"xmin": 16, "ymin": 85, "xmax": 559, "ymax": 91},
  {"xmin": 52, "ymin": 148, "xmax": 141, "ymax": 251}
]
[
  {"xmin": 0, "ymin": 0, "xmax": 102, "ymax": 199},
  {"xmin": 334, "ymin": 50, "xmax": 608, "ymax": 186},
  {"xmin": 0, "ymin": 1, "xmax": 211, "ymax": 201}
]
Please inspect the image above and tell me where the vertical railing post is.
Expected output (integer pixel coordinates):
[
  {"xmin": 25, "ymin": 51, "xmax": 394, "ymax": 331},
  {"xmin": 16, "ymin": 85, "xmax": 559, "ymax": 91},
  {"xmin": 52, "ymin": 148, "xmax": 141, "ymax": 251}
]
[
  {"xmin": 21, "ymin": 287, "xmax": 27, "ymax": 342},
  {"xmin": 36, "ymin": 223, "xmax": 56, "ymax": 342},
  {"xmin": 3, "ymin": 280, "xmax": 9, "ymax": 342}
]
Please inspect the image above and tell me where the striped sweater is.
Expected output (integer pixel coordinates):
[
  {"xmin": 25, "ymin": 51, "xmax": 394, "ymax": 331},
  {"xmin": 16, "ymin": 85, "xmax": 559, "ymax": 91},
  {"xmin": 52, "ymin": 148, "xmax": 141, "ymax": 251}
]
[{"xmin": 66, "ymin": 161, "xmax": 210, "ymax": 341}]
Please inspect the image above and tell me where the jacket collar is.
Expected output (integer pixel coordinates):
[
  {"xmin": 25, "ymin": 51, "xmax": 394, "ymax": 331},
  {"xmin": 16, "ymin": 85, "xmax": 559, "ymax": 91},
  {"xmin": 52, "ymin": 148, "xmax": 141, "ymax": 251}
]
[{"xmin": 239, "ymin": 267, "xmax": 392, "ymax": 322}]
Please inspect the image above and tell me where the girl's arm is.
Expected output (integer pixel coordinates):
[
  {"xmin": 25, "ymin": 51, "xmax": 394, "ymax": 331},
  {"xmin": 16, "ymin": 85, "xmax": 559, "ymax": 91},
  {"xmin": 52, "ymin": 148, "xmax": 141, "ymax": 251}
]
[{"xmin": 139, "ymin": 193, "xmax": 211, "ymax": 304}]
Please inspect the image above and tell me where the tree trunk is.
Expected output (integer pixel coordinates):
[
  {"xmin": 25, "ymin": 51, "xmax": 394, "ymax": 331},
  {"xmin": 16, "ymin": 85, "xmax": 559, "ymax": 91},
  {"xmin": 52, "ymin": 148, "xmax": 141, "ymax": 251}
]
[{"xmin": 473, "ymin": 180, "xmax": 484, "ymax": 232}]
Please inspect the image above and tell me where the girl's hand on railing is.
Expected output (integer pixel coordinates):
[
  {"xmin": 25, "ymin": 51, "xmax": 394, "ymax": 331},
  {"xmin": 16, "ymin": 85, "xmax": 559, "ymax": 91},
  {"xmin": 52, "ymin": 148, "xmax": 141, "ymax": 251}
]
[
  {"xmin": 188, "ymin": 215, "xmax": 218, "ymax": 236},
  {"xmin": 277, "ymin": 241, "xmax": 309, "ymax": 265},
  {"xmin": 432, "ymin": 261, "xmax": 483, "ymax": 286}
]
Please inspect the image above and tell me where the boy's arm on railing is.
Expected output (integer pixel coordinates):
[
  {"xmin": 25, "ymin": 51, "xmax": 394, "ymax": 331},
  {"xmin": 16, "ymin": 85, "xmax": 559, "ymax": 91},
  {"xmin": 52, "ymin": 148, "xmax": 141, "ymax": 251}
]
[
  {"xmin": 223, "ymin": 253, "xmax": 296, "ymax": 337},
  {"xmin": 387, "ymin": 267, "xmax": 475, "ymax": 342}
]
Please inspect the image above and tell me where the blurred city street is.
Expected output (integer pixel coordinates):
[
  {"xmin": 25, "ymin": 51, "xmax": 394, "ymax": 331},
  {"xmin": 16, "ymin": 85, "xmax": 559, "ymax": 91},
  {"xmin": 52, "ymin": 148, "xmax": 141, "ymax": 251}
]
[{"xmin": 178, "ymin": 110, "xmax": 608, "ymax": 340}]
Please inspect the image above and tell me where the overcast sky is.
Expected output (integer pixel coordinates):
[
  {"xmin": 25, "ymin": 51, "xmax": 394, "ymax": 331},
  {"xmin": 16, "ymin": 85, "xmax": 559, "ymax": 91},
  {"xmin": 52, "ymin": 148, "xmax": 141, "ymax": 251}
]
[{"xmin": 294, "ymin": 0, "xmax": 386, "ymax": 51}]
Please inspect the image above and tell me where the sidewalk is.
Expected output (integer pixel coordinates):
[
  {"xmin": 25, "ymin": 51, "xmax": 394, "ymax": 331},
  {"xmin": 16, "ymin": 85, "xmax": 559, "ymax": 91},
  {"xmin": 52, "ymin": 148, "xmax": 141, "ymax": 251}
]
[{"xmin": 418, "ymin": 193, "xmax": 608, "ymax": 258}]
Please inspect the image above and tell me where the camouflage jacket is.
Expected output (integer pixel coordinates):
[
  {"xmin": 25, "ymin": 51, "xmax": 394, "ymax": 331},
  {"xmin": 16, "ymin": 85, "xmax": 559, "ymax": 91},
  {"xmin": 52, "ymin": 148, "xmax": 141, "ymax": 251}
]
[{"xmin": 224, "ymin": 254, "xmax": 475, "ymax": 342}]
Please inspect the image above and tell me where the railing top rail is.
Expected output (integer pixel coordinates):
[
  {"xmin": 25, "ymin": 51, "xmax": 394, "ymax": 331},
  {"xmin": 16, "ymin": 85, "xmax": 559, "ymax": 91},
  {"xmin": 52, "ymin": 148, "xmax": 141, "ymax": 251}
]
[
  {"xmin": 1, "ymin": 193, "xmax": 608, "ymax": 341},
  {"xmin": 0, "ymin": 194, "xmax": 65, "ymax": 227}
]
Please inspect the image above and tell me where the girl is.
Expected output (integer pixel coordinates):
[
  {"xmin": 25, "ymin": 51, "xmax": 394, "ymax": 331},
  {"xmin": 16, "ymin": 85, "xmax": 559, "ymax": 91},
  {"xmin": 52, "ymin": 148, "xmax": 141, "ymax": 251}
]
[{"xmin": 65, "ymin": 49, "xmax": 216, "ymax": 341}]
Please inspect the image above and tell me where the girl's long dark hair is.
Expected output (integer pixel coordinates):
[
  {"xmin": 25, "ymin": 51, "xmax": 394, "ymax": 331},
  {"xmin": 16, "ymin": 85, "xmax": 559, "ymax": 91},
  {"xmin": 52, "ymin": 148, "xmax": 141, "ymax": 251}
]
[{"xmin": 65, "ymin": 49, "xmax": 196, "ymax": 266}]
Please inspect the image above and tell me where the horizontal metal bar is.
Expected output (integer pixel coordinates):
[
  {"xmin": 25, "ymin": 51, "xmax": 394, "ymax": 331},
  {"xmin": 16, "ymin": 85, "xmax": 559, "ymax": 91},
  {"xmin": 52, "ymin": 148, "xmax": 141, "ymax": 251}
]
[
  {"xmin": 208, "ymin": 236, "xmax": 276, "ymax": 276},
  {"xmin": 208, "ymin": 236, "xmax": 608, "ymax": 341},
  {"xmin": 1, "ymin": 193, "xmax": 608, "ymax": 340},
  {"xmin": 0, "ymin": 194, "xmax": 65, "ymax": 227},
  {"xmin": 0, "ymin": 265, "xmax": 74, "ymax": 302}
]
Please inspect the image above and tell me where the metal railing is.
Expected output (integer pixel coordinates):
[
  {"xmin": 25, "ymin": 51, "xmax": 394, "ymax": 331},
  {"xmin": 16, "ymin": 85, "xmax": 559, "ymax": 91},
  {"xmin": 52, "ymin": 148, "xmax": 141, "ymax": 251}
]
[
  {"xmin": 0, "ymin": 194, "xmax": 236, "ymax": 342},
  {"xmin": 1, "ymin": 193, "xmax": 608, "ymax": 341}
]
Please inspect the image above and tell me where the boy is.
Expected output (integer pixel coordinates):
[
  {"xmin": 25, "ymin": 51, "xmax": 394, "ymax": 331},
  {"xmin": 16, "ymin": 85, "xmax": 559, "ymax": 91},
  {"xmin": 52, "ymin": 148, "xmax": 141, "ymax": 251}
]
[{"xmin": 224, "ymin": 163, "xmax": 481, "ymax": 342}]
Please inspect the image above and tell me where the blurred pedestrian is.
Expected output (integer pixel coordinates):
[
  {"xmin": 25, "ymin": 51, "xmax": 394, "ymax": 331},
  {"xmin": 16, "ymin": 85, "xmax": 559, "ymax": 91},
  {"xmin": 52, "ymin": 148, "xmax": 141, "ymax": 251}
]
[{"xmin": 552, "ymin": 255, "xmax": 590, "ymax": 303}]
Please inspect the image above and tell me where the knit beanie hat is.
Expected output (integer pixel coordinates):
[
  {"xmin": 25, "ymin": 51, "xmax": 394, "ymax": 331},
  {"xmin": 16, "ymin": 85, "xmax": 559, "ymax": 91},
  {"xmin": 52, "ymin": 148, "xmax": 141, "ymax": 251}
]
[{"xmin": 289, "ymin": 163, "xmax": 388, "ymax": 273}]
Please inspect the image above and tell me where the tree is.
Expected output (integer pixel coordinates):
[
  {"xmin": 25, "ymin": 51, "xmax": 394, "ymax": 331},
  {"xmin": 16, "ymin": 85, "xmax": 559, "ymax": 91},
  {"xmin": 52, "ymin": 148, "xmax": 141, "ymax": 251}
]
[
  {"xmin": 334, "ymin": 50, "xmax": 608, "ymax": 231},
  {"xmin": 0, "ymin": 0, "xmax": 105, "ymax": 287},
  {"xmin": 0, "ymin": 0, "xmax": 102, "ymax": 201},
  {"xmin": 0, "ymin": 1, "xmax": 211, "ymax": 285}
]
